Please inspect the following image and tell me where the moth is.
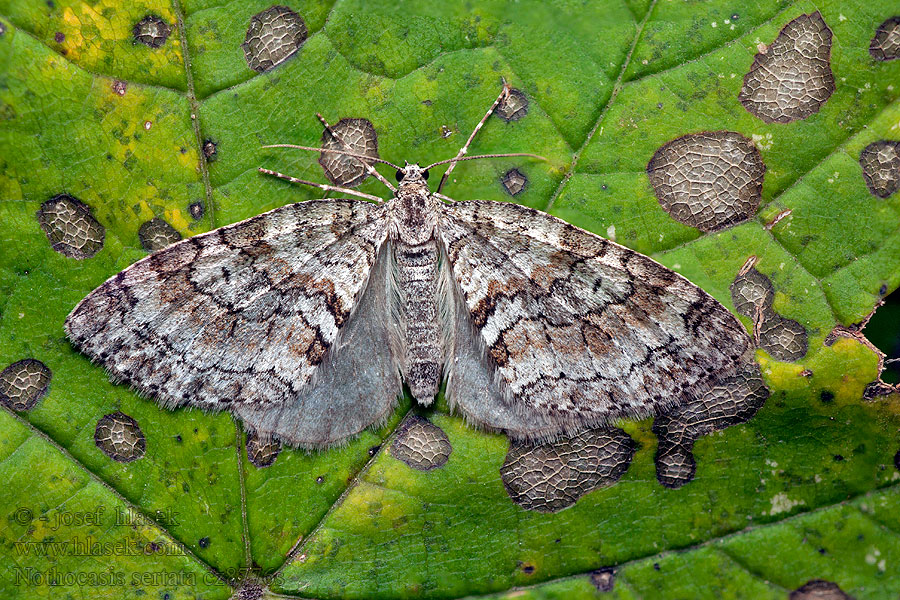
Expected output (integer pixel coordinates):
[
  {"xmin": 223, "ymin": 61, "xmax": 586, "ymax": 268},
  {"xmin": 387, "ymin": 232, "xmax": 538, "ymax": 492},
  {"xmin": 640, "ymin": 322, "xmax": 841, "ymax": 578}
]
[{"xmin": 65, "ymin": 86, "xmax": 754, "ymax": 449}]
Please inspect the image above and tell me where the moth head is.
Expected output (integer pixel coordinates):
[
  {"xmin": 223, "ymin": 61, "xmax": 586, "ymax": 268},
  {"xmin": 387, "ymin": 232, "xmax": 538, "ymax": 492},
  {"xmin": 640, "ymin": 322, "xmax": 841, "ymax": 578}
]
[{"xmin": 396, "ymin": 162, "xmax": 430, "ymax": 184}]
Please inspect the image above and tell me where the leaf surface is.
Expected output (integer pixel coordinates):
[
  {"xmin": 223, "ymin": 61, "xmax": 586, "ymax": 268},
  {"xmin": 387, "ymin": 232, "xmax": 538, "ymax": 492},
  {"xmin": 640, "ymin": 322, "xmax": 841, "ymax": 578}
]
[{"xmin": 1, "ymin": 1, "xmax": 899, "ymax": 598}]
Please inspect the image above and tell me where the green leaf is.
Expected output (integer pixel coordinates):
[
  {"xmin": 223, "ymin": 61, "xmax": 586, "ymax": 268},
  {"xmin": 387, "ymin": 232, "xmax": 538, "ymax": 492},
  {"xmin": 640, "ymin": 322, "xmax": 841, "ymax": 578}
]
[{"xmin": 1, "ymin": 1, "xmax": 899, "ymax": 599}]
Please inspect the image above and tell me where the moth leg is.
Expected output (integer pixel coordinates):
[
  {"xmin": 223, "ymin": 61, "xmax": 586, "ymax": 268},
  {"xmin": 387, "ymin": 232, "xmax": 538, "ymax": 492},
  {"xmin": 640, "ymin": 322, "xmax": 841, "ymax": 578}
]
[
  {"xmin": 317, "ymin": 113, "xmax": 398, "ymax": 193},
  {"xmin": 432, "ymin": 192, "xmax": 457, "ymax": 204},
  {"xmin": 436, "ymin": 81, "xmax": 511, "ymax": 194},
  {"xmin": 258, "ymin": 168, "xmax": 385, "ymax": 203}
]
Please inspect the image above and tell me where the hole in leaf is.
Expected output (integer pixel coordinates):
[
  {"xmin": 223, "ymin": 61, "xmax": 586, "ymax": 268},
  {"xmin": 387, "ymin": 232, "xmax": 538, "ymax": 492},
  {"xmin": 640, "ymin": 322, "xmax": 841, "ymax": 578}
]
[{"xmin": 863, "ymin": 289, "xmax": 900, "ymax": 385}]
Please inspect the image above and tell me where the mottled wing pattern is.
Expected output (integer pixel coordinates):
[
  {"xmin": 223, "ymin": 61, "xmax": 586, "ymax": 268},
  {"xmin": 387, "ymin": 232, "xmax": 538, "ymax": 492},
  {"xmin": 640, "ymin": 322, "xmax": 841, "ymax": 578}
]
[
  {"xmin": 439, "ymin": 200, "xmax": 754, "ymax": 440},
  {"xmin": 233, "ymin": 242, "xmax": 403, "ymax": 448},
  {"xmin": 442, "ymin": 260, "xmax": 562, "ymax": 440},
  {"xmin": 66, "ymin": 200, "xmax": 395, "ymax": 447}
]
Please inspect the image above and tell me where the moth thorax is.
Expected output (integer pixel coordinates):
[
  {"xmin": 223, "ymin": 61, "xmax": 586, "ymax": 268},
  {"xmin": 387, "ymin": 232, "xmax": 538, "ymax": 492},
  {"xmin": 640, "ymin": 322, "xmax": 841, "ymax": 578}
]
[{"xmin": 392, "ymin": 185, "xmax": 438, "ymax": 245}]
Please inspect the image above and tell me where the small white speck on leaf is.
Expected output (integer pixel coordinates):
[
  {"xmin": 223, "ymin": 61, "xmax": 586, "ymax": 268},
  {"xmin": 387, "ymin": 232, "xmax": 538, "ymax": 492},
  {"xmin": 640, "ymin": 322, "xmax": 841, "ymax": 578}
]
[{"xmin": 769, "ymin": 492, "xmax": 805, "ymax": 515}]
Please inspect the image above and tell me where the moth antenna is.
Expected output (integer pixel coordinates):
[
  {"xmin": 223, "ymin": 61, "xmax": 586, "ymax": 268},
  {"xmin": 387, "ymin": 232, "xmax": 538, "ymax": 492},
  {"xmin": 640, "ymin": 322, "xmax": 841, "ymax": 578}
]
[
  {"xmin": 262, "ymin": 142, "xmax": 400, "ymax": 194},
  {"xmin": 258, "ymin": 168, "xmax": 385, "ymax": 203},
  {"xmin": 261, "ymin": 144, "xmax": 401, "ymax": 171},
  {"xmin": 436, "ymin": 82, "xmax": 511, "ymax": 193},
  {"xmin": 425, "ymin": 152, "xmax": 549, "ymax": 171}
]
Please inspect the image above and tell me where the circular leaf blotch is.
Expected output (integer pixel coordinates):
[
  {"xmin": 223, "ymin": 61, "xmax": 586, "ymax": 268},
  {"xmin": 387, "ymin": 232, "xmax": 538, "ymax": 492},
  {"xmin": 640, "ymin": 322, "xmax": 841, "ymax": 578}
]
[
  {"xmin": 94, "ymin": 411, "xmax": 146, "ymax": 463},
  {"xmin": 319, "ymin": 118, "xmax": 379, "ymax": 188},
  {"xmin": 242, "ymin": 6, "xmax": 308, "ymax": 72},
  {"xmin": 647, "ymin": 131, "xmax": 765, "ymax": 232},
  {"xmin": 133, "ymin": 15, "xmax": 171, "ymax": 48},
  {"xmin": 390, "ymin": 416, "xmax": 452, "ymax": 471},
  {"xmin": 36, "ymin": 194, "xmax": 105, "ymax": 259},
  {"xmin": 0, "ymin": 359, "xmax": 51, "ymax": 411},
  {"xmin": 738, "ymin": 12, "xmax": 835, "ymax": 123}
]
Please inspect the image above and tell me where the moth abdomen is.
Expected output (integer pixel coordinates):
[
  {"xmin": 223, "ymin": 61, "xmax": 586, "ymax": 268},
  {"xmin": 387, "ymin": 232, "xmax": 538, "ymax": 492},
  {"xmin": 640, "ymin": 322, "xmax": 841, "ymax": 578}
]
[{"xmin": 395, "ymin": 238, "xmax": 443, "ymax": 405}]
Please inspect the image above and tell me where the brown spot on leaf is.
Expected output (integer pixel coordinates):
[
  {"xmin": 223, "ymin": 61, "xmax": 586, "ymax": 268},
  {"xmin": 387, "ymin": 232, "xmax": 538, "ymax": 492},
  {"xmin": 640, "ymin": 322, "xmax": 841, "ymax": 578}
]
[
  {"xmin": 246, "ymin": 431, "xmax": 281, "ymax": 468},
  {"xmin": 590, "ymin": 568, "xmax": 616, "ymax": 592},
  {"xmin": 730, "ymin": 266, "xmax": 775, "ymax": 318},
  {"xmin": 863, "ymin": 380, "xmax": 897, "ymax": 400},
  {"xmin": 739, "ymin": 12, "xmax": 835, "ymax": 123},
  {"xmin": 0, "ymin": 359, "xmax": 51, "ymax": 411},
  {"xmin": 870, "ymin": 17, "xmax": 900, "ymax": 61},
  {"xmin": 758, "ymin": 313, "xmax": 808, "ymax": 362},
  {"xmin": 653, "ymin": 363, "xmax": 769, "ymax": 488},
  {"xmin": 390, "ymin": 415, "xmax": 451, "ymax": 471},
  {"xmin": 647, "ymin": 131, "xmax": 765, "ymax": 232},
  {"xmin": 789, "ymin": 579, "xmax": 853, "ymax": 600},
  {"xmin": 501, "ymin": 168, "xmax": 528, "ymax": 196},
  {"xmin": 37, "ymin": 194, "xmax": 105, "ymax": 259},
  {"xmin": 859, "ymin": 140, "xmax": 900, "ymax": 198},
  {"xmin": 53, "ymin": 31, "xmax": 64, "ymax": 43},
  {"xmin": 94, "ymin": 411, "xmax": 146, "ymax": 463},
  {"xmin": 111, "ymin": 80, "xmax": 127, "ymax": 96},
  {"xmin": 202, "ymin": 139, "xmax": 218, "ymax": 161},
  {"xmin": 319, "ymin": 118, "xmax": 379, "ymax": 188},
  {"xmin": 139, "ymin": 217, "xmax": 182, "ymax": 252},
  {"xmin": 501, "ymin": 428, "xmax": 635, "ymax": 512},
  {"xmin": 730, "ymin": 264, "xmax": 808, "ymax": 362},
  {"xmin": 133, "ymin": 15, "xmax": 171, "ymax": 48},
  {"xmin": 242, "ymin": 6, "xmax": 307, "ymax": 72},
  {"xmin": 496, "ymin": 87, "xmax": 529, "ymax": 122},
  {"xmin": 189, "ymin": 201, "xmax": 204, "ymax": 220}
]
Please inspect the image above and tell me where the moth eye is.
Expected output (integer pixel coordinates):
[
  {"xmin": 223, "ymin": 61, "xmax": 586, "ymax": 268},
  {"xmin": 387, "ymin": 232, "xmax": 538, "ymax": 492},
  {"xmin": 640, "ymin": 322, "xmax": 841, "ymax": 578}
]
[
  {"xmin": 395, "ymin": 169, "xmax": 404, "ymax": 182},
  {"xmin": 422, "ymin": 169, "xmax": 430, "ymax": 181}
]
